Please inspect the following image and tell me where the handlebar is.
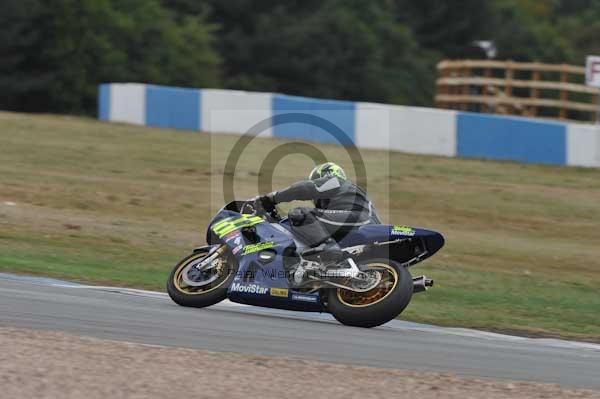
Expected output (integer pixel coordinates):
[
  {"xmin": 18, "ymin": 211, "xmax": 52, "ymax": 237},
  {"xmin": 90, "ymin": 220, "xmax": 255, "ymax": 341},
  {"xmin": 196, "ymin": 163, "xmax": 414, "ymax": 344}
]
[{"xmin": 242, "ymin": 199, "xmax": 282, "ymax": 222}]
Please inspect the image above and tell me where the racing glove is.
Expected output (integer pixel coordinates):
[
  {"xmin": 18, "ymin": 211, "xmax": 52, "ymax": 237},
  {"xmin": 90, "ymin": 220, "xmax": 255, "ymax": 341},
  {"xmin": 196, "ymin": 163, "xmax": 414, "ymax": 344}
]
[{"xmin": 254, "ymin": 193, "xmax": 276, "ymax": 213}]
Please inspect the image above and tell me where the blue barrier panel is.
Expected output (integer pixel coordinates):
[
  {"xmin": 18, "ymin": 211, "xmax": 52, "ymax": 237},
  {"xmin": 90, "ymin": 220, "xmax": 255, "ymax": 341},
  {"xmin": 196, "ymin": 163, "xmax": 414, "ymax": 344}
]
[
  {"xmin": 145, "ymin": 85, "xmax": 201, "ymax": 130},
  {"xmin": 98, "ymin": 84, "xmax": 111, "ymax": 121},
  {"xmin": 457, "ymin": 113, "xmax": 566, "ymax": 165},
  {"xmin": 272, "ymin": 94, "xmax": 355, "ymax": 145}
]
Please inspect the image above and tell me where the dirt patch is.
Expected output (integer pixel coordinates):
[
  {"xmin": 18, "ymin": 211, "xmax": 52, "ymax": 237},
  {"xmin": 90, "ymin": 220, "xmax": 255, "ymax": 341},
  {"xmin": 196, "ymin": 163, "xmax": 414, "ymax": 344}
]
[{"xmin": 1, "ymin": 327, "xmax": 598, "ymax": 399}]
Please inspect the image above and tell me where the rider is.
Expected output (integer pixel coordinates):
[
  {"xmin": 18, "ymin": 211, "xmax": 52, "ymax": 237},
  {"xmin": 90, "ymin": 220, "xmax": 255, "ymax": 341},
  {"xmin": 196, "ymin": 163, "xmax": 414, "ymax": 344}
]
[{"xmin": 254, "ymin": 162, "xmax": 380, "ymax": 267}]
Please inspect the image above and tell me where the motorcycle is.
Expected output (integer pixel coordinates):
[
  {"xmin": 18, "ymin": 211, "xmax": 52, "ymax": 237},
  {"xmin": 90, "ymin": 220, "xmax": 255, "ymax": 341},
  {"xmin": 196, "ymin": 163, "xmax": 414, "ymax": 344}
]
[{"xmin": 167, "ymin": 199, "xmax": 444, "ymax": 327}]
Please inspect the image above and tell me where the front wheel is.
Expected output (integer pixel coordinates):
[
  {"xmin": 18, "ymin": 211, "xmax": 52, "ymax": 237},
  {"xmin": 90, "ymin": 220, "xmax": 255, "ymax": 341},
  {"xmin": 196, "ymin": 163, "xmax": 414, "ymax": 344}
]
[
  {"xmin": 167, "ymin": 246, "xmax": 237, "ymax": 308},
  {"xmin": 327, "ymin": 259, "xmax": 413, "ymax": 328}
]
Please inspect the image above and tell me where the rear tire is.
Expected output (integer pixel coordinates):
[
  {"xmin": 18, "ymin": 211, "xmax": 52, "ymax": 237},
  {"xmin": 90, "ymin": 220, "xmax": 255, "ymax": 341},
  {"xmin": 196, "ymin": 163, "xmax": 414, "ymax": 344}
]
[
  {"xmin": 167, "ymin": 248, "xmax": 237, "ymax": 308},
  {"xmin": 327, "ymin": 259, "xmax": 413, "ymax": 328}
]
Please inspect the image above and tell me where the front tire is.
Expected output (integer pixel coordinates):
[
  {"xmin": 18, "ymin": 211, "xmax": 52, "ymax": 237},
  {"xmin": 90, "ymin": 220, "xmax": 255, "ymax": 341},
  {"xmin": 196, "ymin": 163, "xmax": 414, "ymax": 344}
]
[
  {"xmin": 167, "ymin": 247, "xmax": 237, "ymax": 308},
  {"xmin": 327, "ymin": 259, "xmax": 413, "ymax": 328}
]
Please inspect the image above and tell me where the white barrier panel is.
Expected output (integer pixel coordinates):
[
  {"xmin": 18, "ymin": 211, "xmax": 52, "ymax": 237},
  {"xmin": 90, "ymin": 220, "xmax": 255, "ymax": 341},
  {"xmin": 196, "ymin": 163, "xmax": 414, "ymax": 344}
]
[
  {"xmin": 354, "ymin": 102, "xmax": 391, "ymax": 150},
  {"xmin": 109, "ymin": 83, "xmax": 146, "ymax": 125},
  {"xmin": 567, "ymin": 124, "xmax": 600, "ymax": 167},
  {"xmin": 201, "ymin": 89, "xmax": 272, "ymax": 136},
  {"xmin": 356, "ymin": 103, "xmax": 456, "ymax": 157}
]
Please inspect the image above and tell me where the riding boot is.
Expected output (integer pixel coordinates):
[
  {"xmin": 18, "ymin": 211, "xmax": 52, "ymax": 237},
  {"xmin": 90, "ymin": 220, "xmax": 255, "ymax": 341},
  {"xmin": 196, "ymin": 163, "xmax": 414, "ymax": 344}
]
[{"xmin": 299, "ymin": 238, "xmax": 344, "ymax": 266}]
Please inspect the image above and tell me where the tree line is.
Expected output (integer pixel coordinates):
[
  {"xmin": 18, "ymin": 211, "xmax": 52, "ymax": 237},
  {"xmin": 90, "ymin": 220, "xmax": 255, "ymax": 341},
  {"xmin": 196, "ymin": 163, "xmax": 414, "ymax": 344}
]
[{"xmin": 1, "ymin": 0, "xmax": 599, "ymax": 115}]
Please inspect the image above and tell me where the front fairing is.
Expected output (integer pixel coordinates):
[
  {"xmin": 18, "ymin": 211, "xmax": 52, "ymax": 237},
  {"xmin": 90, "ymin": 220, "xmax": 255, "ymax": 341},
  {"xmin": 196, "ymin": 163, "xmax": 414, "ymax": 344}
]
[
  {"xmin": 206, "ymin": 209, "xmax": 294, "ymax": 248},
  {"xmin": 206, "ymin": 209, "xmax": 247, "ymax": 246},
  {"xmin": 205, "ymin": 208, "xmax": 322, "ymax": 311}
]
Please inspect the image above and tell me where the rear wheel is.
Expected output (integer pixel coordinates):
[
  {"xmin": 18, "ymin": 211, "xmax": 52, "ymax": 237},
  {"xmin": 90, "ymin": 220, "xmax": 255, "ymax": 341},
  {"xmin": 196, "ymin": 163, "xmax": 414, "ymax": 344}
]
[
  {"xmin": 327, "ymin": 259, "xmax": 412, "ymax": 328},
  {"xmin": 167, "ymin": 246, "xmax": 237, "ymax": 308}
]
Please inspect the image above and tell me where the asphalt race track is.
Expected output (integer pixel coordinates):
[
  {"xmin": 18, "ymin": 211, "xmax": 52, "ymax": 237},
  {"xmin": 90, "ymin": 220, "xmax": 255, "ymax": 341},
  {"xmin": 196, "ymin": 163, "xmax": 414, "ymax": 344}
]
[{"xmin": 1, "ymin": 273, "xmax": 599, "ymax": 389}]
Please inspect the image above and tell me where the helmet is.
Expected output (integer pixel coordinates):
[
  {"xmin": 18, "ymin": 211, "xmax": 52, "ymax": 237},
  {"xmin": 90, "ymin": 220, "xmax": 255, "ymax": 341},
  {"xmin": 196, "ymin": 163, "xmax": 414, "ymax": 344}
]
[{"xmin": 309, "ymin": 162, "xmax": 346, "ymax": 180}]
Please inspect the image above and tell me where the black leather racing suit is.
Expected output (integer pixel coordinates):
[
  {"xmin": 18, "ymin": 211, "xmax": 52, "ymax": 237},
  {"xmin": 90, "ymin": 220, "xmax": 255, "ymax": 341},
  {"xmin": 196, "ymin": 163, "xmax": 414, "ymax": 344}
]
[{"xmin": 273, "ymin": 176, "xmax": 380, "ymax": 247}]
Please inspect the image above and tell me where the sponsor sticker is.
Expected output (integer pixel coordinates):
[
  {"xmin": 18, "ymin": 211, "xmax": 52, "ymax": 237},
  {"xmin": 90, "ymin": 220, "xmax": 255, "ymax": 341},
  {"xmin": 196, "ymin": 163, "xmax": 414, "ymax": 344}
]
[
  {"xmin": 232, "ymin": 244, "xmax": 243, "ymax": 255},
  {"xmin": 212, "ymin": 215, "xmax": 264, "ymax": 238},
  {"xmin": 242, "ymin": 241, "xmax": 276, "ymax": 255},
  {"xmin": 230, "ymin": 283, "xmax": 268, "ymax": 295},
  {"xmin": 223, "ymin": 230, "xmax": 241, "ymax": 243},
  {"xmin": 391, "ymin": 225, "xmax": 415, "ymax": 236},
  {"xmin": 291, "ymin": 293, "xmax": 318, "ymax": 303},
  {"xmin": 270, "ymin": 288, "xmax": 288, "ymax": 298}
]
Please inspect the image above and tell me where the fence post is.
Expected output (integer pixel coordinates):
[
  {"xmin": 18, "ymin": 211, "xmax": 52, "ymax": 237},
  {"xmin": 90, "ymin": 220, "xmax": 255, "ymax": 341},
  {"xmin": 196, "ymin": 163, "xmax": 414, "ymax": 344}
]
[
  {"xmin": 504, "ymin": 61, "xmax": 513, "ymax": 115},
  {"xmin": 595, "ymin": 90, "xmax": 600, "ymax": 123},
  {"xmin": 436, "ymin": 63, "xmax": 444, "ymax": 108},
  {"xmin": 483, "ymin": 67, "xmax": 491, "ymax": 113},
  {"xmin": 461, "ymin": 66, "xmax": 470, "ymax": 111},
  {"xmin": 531, "ymin": 70, "xmax": 540, "ymax": 117},
  {"xmin": 560, "ymin": 65, "xmax": 568, "ymax": 120}
]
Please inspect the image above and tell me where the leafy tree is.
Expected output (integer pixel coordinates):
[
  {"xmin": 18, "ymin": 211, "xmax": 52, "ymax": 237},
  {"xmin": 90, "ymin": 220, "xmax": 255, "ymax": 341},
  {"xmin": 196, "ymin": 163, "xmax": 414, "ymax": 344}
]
[
  {"xmin": 489, "ymin": 0, "xmax": 572, "ymax": 62},
  {"xmin": 394, "ymin": 0, "xmax": 495, "ymax": 59},
  {"xmin": 200, "ymin": 0, "xmax": 435, "ymax": 105},
  {"xmin": 2, "ymin": 0, "xmax": 599, "ymax": 114},
  {"xmin": 0, "ymin": 0, "xmax": 220, "ymax": 114},
  {"xmin": 556, "ymin": 0, "xmax": 600, "ymax": 64}
]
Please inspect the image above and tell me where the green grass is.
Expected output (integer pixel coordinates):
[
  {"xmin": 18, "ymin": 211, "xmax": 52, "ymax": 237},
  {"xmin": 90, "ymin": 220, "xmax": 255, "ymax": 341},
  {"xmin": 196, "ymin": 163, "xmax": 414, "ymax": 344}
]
[{"xmin": 1, "ymin": 111, "xmax": 599, "ymax": 341}]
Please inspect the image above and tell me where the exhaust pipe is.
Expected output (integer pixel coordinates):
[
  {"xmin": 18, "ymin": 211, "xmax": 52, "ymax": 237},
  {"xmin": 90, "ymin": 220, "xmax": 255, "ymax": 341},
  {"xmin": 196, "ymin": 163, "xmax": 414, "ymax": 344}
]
[{"xmin": 413, "ymin": 275, "xmax": 434, "ymax": 293}]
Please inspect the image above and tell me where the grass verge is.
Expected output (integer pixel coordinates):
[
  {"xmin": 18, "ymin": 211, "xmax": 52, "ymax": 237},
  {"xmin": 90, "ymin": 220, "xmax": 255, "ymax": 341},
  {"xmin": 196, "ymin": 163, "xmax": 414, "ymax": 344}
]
[{"xmin": 1, "ymin": 111, "xmax": 599, "ymax": 341}]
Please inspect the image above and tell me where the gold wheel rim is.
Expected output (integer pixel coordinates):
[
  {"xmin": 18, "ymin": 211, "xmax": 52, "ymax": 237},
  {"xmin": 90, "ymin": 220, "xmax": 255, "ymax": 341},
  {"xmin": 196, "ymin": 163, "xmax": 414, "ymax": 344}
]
[
  {"xmin": 336, "ymin": 263, "xmax": 399, "ymax": 308},
  {"xmin": 173, "ymin": 251, "xmax": 231, "ymax": 295}
]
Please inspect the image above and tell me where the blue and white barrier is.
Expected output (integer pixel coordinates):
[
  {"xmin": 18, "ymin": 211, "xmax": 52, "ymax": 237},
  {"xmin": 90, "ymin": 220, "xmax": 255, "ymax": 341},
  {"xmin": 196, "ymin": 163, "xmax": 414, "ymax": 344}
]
[
  {"xmin": 456, "ymin": 113, "xmax": 567, "ymax": 165},
  {"xmin": 99, "ymin": 83, "xmax": 145, "ymax": 125},
  {"xmin": 567, "ymin": 124, "xmax": 600, "ymax": 167},
  {"xmin": 271, "ymin": 94, "xmax": 355, "ymax": 145},
  {"xmin": 355, "ymin": 103, "xmax": 457, "ymax": 156},
  {"xmin": 201, "ymin": 89, "xmax": 273, "ymax": 136},
  {"xmin": 99, "ymin": 83, "xmax": 600, "ymax": 168}
]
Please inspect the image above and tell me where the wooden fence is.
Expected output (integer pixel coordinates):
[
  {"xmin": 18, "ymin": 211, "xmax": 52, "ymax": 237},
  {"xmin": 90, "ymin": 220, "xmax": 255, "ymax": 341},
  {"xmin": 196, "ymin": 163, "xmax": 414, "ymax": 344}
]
[{"xmin": 435, "ymin": 60, "xmax": 600, "ymax": 123}]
